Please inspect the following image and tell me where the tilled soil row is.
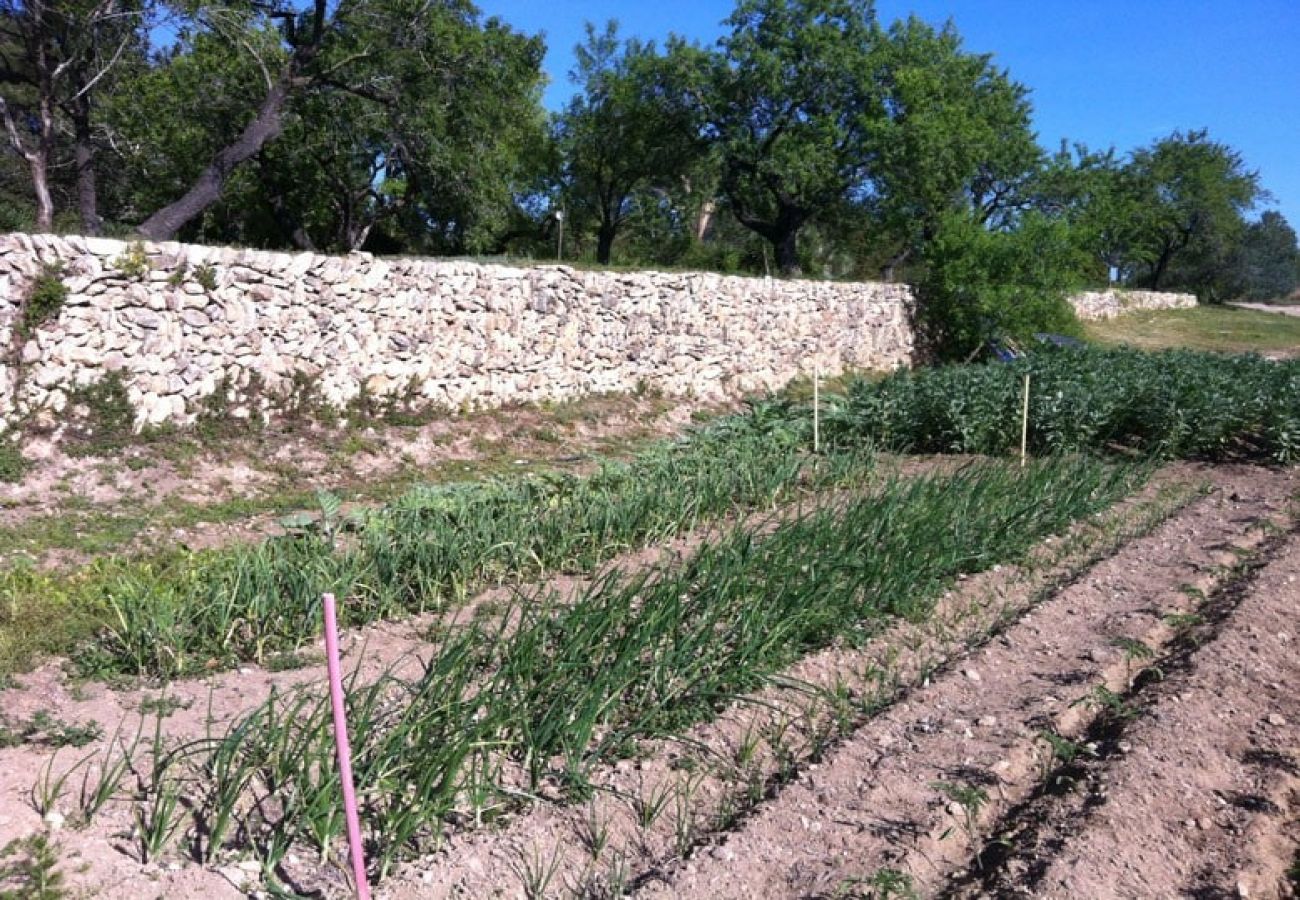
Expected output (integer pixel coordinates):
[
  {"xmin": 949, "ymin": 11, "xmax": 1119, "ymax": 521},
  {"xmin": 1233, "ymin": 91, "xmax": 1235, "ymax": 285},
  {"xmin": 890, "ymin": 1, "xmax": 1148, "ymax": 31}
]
[
  {"xmin": 622, "ymin": 466, "xmax": 1296, "ymax": 900},
  {"xmin": 0, "ymin": 457, "xmax": 951, "ymax": 898},
  {"xmin": 944, "ymin": 519, "xmax": 1300, "ymax": 900},
  {"xmin": 375, "ymin": 468, "xmax": 1209, "ymax": 898}
]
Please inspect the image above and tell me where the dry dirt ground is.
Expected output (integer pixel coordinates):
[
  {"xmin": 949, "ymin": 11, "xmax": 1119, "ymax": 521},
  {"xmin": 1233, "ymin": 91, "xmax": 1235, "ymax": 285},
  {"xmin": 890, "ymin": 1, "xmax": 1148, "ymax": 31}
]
[
  {"xmin": 0, "ymin": 463, "xmax": 1297, "ymax": 899},
  {"xmin": 1230, "ymin": 302, "xmax": 1300, "ymax": 318},
  {"xmin": 0, "ymin": 392, "xmax": 705, "ymax": 569}
]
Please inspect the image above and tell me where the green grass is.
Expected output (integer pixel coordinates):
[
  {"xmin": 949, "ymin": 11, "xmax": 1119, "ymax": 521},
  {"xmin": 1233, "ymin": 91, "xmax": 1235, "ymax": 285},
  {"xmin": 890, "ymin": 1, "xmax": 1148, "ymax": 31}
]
[
  {"xmin": 1086, "ymin": 305, "xmax": 1300, "ymax": 355},
  {"xmin": 119, "ymin": 455, "xmax": 1143, "ymax": 882}
]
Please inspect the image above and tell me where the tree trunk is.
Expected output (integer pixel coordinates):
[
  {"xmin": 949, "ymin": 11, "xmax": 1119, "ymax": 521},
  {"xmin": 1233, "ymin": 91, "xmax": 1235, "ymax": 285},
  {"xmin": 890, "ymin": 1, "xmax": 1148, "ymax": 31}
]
[
  {"xmin": 1150, "ymin": 242, "xmax": 1173, "ymax": 290},
  {"xmin": 137, "ymin": 78, "xmax": 294, "ymax": 241},
  {"xmin": 29, "ymin": 154, "xmax": 54, "ymax": 233},
  {"xmin": 72, "ymin": 100, "xmax": 101, "ymax": 235},
  {"xmin": 694, "ymin": 199, "xmax": 716, "ymax": 241},
  {"xmin": 596, "ymin": 218, "xmax": 617, "ymax": 265},
  {"xmin": 773, "ymin": 226, "xmax": 801, "ymax": 277},
  {"xmin": 0, "ymin": 96, "xmax": 55, "ymax": 232}
]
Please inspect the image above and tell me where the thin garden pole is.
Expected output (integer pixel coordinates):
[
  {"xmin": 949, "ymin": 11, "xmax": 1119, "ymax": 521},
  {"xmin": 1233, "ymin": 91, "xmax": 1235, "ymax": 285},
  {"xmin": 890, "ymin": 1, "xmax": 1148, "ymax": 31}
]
[
  {"xmin": 322, "ymin": 593, "xmax": 372, "ymax": 900},
  {"xmin": 1020, "ymin": 373, "xmax": 1031, "ymax": 468},
  {"xmin": 813, "ymin": 364, "xmax": 822, "ymax": 454}
]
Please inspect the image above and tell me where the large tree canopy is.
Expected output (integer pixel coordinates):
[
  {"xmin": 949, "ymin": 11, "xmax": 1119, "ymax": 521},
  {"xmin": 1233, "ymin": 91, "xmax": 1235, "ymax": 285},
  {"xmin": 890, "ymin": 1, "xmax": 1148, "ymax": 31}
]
[
  {"xmin": 704, "ymin": 0, "xmax": 883, "ymax": 275},
  {"xmin": 0, "ymin": 0, "xmax": 1288, "ymax": 309}
]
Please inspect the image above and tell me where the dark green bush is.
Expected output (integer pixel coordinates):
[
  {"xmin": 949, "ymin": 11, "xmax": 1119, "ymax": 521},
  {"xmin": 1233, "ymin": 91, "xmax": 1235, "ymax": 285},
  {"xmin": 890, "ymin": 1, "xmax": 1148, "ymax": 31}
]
[{"xmin": 916, "ymin": 211, "xmax": 1087, "ymax": 361}]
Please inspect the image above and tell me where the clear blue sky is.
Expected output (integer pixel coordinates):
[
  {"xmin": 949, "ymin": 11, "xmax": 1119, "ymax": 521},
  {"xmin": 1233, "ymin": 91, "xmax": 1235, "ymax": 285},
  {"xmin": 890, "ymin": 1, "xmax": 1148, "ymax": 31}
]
[{"xmin": 479, "ymin": 0, "xmax": 1300, "ymax": 228}]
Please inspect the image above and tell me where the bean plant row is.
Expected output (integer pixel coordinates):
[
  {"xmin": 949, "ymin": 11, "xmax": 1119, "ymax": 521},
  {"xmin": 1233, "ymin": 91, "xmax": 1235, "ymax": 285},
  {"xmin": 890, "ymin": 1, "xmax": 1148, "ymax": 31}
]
[
  {"xmin": 823, "ymin": 347, "xmax": 1300, "ymax": 463},
  {"xmin": 102, "ymin": 456, "xmax": 1142, "ymax": 883},
  {"xmin": 46, "ymin": 409, "xmax": 872, "ymax": 679}
]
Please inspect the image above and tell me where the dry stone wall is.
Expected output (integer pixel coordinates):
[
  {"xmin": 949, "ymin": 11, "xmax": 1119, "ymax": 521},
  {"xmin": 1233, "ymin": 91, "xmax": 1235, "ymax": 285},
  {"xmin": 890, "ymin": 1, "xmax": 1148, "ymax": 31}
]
[
  {"xmin": 0, "ymin": 234, "xmax": 915, "ymax": 434},
  {"xmin": 0, "ymin": 234, "xmax": 1199, "ymax": 438},
  {"xmin": 1069, "ymin": 289, "xmax": 1197, "ymax": 320}
]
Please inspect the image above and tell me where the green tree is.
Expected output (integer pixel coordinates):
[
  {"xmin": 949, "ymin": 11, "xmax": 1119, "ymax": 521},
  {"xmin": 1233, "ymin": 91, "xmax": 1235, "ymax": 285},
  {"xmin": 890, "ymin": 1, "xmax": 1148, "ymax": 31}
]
[
  {"xmin": 0, "ymin": 0, "xmax": 149, "ymax": 232},
  {"xmin": 133, "ymin": 0, "xmax": 545, "ymax": 244},
  {"xmin": 1229, "ymin": 211, "xmax": 1299, "ymax": 301},
  {"xmin": 1033, "ymin": 142, "xmax": 1151, "ymax": 285},
  {"xmin": 868, "ymin": 16, "xmax": 1041, "ymax": 278},
  {"xmin": 705, "ymin": 0, "xmax": 884, "ymax": 275},
  {"xmin": 1126, "ymin": 129, "xmax": 1261, "ymax": 295},
  {"xmin": 115, "ymin": 0, "xmax": 545, "ymax": 251},
  {"xmin": 916, "ymin": 210, "xmax": 1087, "ymax": 360},
  {"xmin": 553, "ymin": 22, "xmax": 705, "ymax": 265}
]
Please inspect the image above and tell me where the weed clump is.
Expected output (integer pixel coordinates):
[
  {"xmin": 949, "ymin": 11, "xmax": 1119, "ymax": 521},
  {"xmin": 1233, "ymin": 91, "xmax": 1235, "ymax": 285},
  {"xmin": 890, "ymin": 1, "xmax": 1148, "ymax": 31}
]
[{"xmin": 17, "ymin": 262, "xmax": 67, "ymax": 339}]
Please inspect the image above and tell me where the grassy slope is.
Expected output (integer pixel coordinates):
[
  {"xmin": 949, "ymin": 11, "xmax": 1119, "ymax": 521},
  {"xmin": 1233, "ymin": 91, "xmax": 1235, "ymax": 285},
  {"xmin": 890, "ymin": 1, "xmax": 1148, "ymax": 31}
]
[{"xmin": 1085, "ymin": 305, "xmax": 1300, "ymax": 355}]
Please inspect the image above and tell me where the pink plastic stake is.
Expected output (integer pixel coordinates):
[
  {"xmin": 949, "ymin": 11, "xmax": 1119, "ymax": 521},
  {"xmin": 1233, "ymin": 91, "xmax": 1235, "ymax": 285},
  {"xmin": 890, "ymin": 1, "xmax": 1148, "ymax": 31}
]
[{"xmin": 322, "ymin": 592, "xmax": 372, "ymax": 900}]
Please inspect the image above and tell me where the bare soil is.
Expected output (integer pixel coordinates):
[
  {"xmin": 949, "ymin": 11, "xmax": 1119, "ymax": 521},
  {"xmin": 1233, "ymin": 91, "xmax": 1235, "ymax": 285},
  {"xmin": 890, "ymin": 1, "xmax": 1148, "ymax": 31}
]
[
  {"xmin": 0, "ymin": 392, "xmax": 703, "ymax": 569},
  {"xmin": 0, "ymin": 463, "xmax": 1296, "ymax": 899}
]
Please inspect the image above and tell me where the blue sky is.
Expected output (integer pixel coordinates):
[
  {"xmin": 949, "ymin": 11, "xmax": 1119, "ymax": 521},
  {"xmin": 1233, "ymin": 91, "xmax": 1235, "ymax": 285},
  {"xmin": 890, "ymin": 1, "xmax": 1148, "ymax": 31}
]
[{"xmin": 480, "ymin": 0, "xmax": 1300, "ymax": 228}]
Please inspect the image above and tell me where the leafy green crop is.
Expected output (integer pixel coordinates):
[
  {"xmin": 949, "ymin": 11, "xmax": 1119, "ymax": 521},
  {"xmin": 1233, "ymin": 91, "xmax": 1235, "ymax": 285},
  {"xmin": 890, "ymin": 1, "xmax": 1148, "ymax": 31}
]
[{"xmin": 825, "ymin": 347, "xmax": 1300, "ymax": 463}]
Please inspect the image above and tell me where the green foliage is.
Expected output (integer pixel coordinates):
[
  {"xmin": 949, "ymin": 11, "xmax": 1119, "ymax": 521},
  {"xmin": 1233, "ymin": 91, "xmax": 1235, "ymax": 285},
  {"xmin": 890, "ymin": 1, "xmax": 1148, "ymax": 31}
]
[
  {"xmin": 916, "ymin": 210, "xmax": 1085, "ymax": 359},
  {"xmin": 0, "ymin": 834, "xmax": 66, "ymax": 900},
  {"xmin": 706, "ymin": 0, "xmax": 884, "ymax": 274},
  {"xmin": 827, "ymin": 346, "xmax": 1300, "ymax": 463},
  {"xmin": 110, "ymin": 241, "xmax": 150, "ymax": 279},
  {"xmin": 553, "ymin": 22, "xmax": 706, "ymax": 264},
  {"xmin": 193, "ymin": 263, "xmax": 218, "ymax": 292},
  {"xmin": 1230, "ymin": 211, "xmax": 1299, "ymax": 300},
  {"xmin": 1126, "ymin": 129, "xmax": 1262, "ymax": 297},
  {"xmin": 18, "ymin": 263, "xmax": 68, "ymax": 339},
  {"xmin": 61, "ymin": 372, "xmax": 138, "ymax": 457},
  {"xmin": 78, "ymin": 409, "xmax": 868, "ymax": 678},
  {"xmin": 869, "ymin": 16, "xmax": 1042, "ymax": 254},
  {"xmin": 0, "ymin": 437, "xmax": 28, "ymax": 484},
  {"xmin": 0, "ymin": 710, "xmax": 101, "ymax": 749}
]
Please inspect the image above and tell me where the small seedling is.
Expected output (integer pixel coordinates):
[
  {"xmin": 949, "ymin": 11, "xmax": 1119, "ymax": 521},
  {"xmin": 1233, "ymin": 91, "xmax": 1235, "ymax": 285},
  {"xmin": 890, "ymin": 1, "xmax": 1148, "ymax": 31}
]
[
  {"xmin": 1071, "ymin": 685, "xmax": 1140, "ymax": 722},
  {"xmin": 0, "ymin": 833, "xmax": 67, "ymax": 900},
  {"xmin": 931, "ymin": 780, "xmax": 988, "ymax": 849},
  {"xmin": 1111, "ymin": 636, "xmax": 1157, "ymax": 686},
  {"xmin": 509, "ymin": 843, "xmax": 563, "ymax": 900},
  {"xmin": 575, "ymin": 803, "xmax": 611, "ymax": 860},
  {"xmin": 1035, "ymin": 728, "xmax": 1094, "ymax": 787}
]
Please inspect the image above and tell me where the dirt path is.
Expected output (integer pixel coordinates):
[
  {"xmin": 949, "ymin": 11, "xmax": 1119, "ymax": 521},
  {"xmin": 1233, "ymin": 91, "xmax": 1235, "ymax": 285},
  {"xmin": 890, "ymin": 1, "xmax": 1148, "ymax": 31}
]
[
  {"xmin": 624, "ymin": 466, "xmax": 1296, "ymax": 900},
  {"xmin": 949, "ymin": 520, "xmax": 1300, "ymax": 899},
  {"xmin": 0, "ymin": 392, "xmax": 699, "ymax": 569},
  {"xmin": 1230, "ymin": 301, "xmax": 1300, "ymax": 318}
]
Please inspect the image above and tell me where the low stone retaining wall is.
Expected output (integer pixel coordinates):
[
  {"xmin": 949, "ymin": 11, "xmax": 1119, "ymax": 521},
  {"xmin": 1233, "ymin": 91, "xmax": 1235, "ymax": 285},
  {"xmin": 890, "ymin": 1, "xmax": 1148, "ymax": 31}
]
[
  {"xmin": 0, "ymin": 234, "xmax": 1199, "ymax": 437},
  {"xmin": 1069, "ymin": 289, "xmax": 1197, "ymax": 320},
  {"xmin": 0, "ymin": 234, "xmax": 915, "ymax": 433}
]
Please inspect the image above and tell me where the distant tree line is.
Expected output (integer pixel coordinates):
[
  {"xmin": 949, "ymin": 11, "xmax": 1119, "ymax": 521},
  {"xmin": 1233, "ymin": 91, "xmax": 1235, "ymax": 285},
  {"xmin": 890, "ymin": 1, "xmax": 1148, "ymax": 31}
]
[{"xmin": 2, "ymin": 0, "xmax": 1296, "ymax": 353}]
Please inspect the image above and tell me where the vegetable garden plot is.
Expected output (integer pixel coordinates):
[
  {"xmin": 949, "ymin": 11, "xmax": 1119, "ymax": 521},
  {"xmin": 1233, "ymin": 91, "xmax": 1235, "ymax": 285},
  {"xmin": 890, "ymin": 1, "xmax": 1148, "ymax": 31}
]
[
  {"xmin": 824, "ymin": 347, "xmax": 1300, "ymax": 463},
  {"xmin": 65, "ymin": 456, "xmax": 1140, "ymax": 889}
]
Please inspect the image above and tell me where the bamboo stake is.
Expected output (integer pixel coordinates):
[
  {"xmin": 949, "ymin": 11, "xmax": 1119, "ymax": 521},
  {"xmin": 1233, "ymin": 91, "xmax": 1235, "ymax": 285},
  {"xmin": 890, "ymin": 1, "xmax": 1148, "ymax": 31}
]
[{"xmin": 1020, "ymin": 373, "xmax": 1031, "ymax": 467}]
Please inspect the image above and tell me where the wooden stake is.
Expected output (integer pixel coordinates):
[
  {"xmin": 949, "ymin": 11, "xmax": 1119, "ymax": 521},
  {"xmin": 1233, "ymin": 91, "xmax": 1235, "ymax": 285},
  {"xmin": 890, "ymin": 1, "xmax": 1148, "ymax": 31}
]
[
  {"xmin": 813, "ymin": 365, "xmax": 821, "ymax": 455},
  {"xmin": 1020, "ymin": 373, "xmax": 1031, "ymax": 467}
]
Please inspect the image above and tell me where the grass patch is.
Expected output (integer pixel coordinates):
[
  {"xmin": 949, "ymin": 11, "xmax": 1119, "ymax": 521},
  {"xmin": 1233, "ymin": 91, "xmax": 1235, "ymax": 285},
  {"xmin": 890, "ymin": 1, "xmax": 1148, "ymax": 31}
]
[{"xmin": 1085, "ymin": 305, "xmax": 1300, "ymax": 355}]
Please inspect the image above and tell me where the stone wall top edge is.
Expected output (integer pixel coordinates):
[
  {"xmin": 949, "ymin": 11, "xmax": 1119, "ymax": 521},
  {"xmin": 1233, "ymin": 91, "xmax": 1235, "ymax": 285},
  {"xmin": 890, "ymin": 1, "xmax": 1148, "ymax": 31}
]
[{"xmin": 0, "ymin": 232, "xmax": 907, "ymax": 294}]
